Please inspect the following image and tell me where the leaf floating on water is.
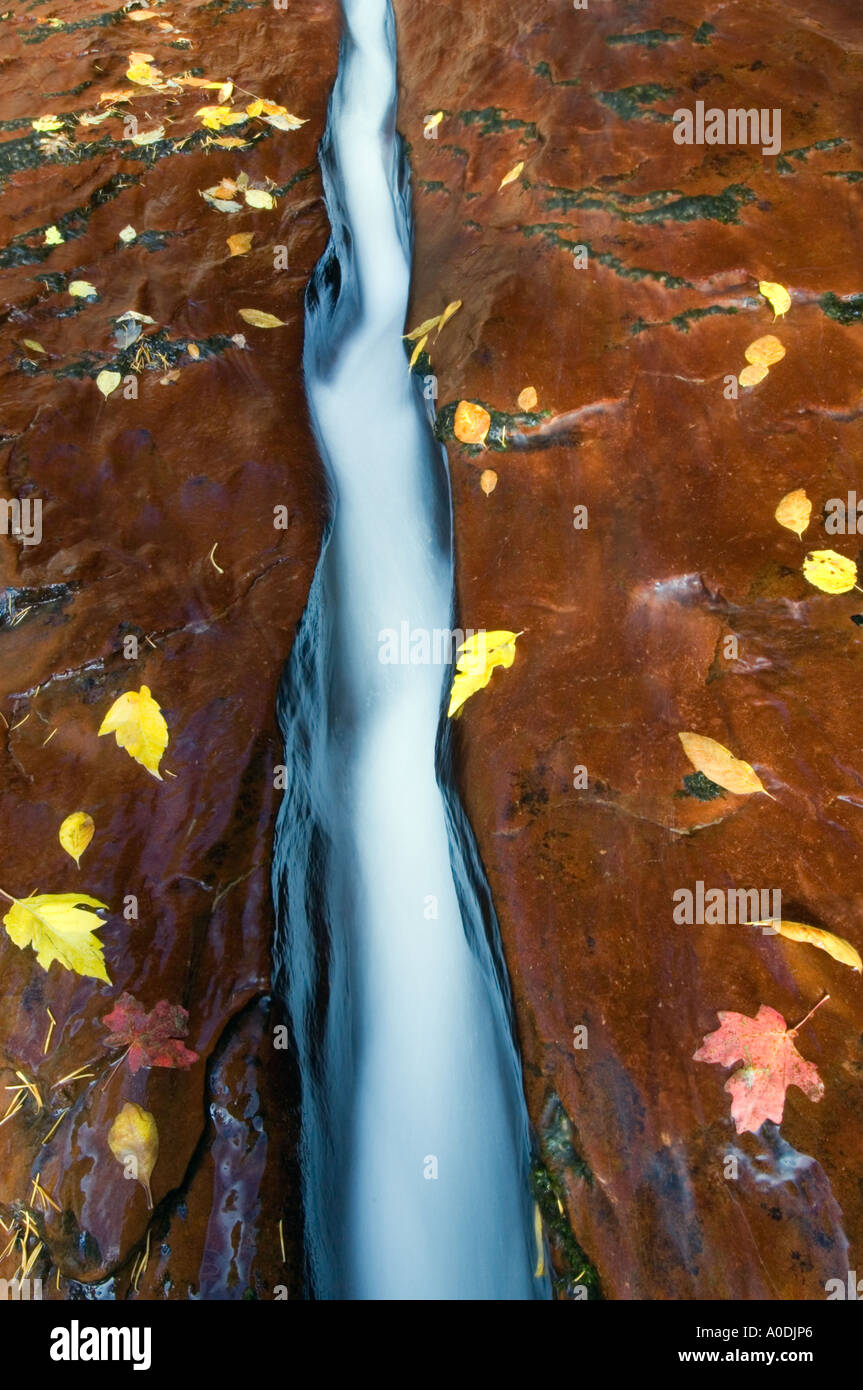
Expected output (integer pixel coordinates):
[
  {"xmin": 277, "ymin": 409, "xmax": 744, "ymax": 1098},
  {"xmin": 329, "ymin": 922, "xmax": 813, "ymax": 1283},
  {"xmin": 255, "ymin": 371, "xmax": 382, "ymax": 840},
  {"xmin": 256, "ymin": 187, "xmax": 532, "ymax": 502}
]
[
  {"xmin": 678, "ymin": 731, "xmax": 770, "ymax": 798},
  {"xmin": 774, "ymin": 488, "xmax": 811, "ymax": 539},
  {"xmin": 98, "ymin": 685, "xmax": 169, "ymax": 779},
  {"xmin": 238, "ymin": 308, "xmax": 285, "ymax": 328},
  {"xmin": 434, "ymin": 299, "xmax": 462, "ymax": 338},
  {"xmin": 408, "ymin": 334, "xmax": 428, "ymax": 370},
  {"xmin": 517, "ymin": 385, "xmax": 538, "ymax": 411},
  {"xmin": 480, "ymin": 468, "xmax": 498, "ymax": 495},
  {"xmin": 738, "ymin": 363, "xmax": 768, "ymax": 388},
  {"xmin": 745, "ymin": 919, "xmax": 862, "ymax": 972},
  {"xmin": 423, "ymin": 111, "xmax": 444, "ymax": 137},
  {"xmin": 802, "ymin": 548, "xmax": 858, "ymax": 595},
  {"xmin": 2, "ymin": 891, "xmax": 110, "ymax": 982},
  {"xmin": 244, "ymin": 188, "xmax": 275, "ymax": 210},
  {"xmin": 69, "ymin": 280, "xmax": 98, "ymax": 299},
  {"xmin": 759, "ymin": 280, "xmax": 791, "ymax": 319},
  {"xmin": 454, "ymin": 400, "xmax": 491, "ymax": 445},
  {"xmin": 96, "ymin": 370, "xmax": 122, "ymax": 398},
  {"xmin": 744, "ymin": 334, "xmax": 785, "ymax": 367},
  {"xmin": 497, "ymin": 160, "xmax": 524, "ymax": 191},
  {"xmin": 448, "ymin": 630, "xmax": 521, "ymax": 715},
  {"xmin": 108, "ymin": 1103, "xmax": 158, "ymax": 1209},
  {"xmin": 59, "ymin": 812, "xmax": 95, "ymax": 867},
  {"xmin": 694, "ymin": 1003, "xmax": 825, "ymax": 1134}
]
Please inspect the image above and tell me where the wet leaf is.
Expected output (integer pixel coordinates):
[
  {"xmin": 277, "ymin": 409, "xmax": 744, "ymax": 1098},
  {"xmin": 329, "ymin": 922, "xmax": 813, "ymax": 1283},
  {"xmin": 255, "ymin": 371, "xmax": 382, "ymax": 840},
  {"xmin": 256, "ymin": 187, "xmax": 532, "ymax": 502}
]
[
  {"xmin": 102, "ymin": 993, "xmax": 199, "ymax": 1073},
  {"xmin": 98, "ymin": 685, "xmax": 169, "ymax": 779},
  {"xmin": 195, "ymin": 105, "xmax": 247, "ymax": 131},
  {"xmin": 759, "ymin": 280, "xmax": 791, "ymax": 319},
  {"xmin": 187, "ymin": 343, "xmax": 200, "ymax": 359},
  {"xmin": 434, "ymin": 299, "xmax": 462, "ymax": 338},
  {"xmin": 408, "ymin": 334, "xmax": 428, "ymax": 370},
  {"xmin": 127, "ymin": 8, "xmax": 162, "ymax": 19},
  {"xmin": 218, "ymin": 80, "xmax": 234, "ymax": 103},
  {"xmin": 404, "ymin": 313, "xmax": 441, "ymax": 341},
  {"xmin": 517, "ymin": 385, "xmax": 538, "ymax": 411},
  {"xmin": 498, "ymin": 160, "xmax": 524, "ymax": 191},
  {"xmin": 802, "ymin": 548, "xmax": 858, "ymax": 595},
  {"xmin": 99, "ymin": 88, "xmax": 136, "ymax": 104},
  {"xmin": 118, "ymin": 225, "xmax": 137, "ymax": 243},
  {"xmin": 130, "ymin": 125, "xmax": 165, "ymax": 145},
  {"xmin": 694, "ymin": 1003, "xmax": 824, "ymax": 1134},
  {"xmin": 126, "ymin": 57, "xmax": 162, "ymax": 87},
  {"xmin": 244, "ymin": 188, "xmax": 275, "ymax": 209},
  {"xmin": 69, "ymin": 280, "xmax": 98, "ymax": 299},
  {"xmin": 211, "ymin": 135, "xmax": 250, "ymax": 149},
  {"xmin": 423, "ymin": 111, "xmax": 444, "ymax": 137},
  {"xmin": 108, "ymin": 1102, "xmax": 158, "ymax": 1208},
  {"xmin": 44, "ymin": 225, "xmax": 64, "ymax": 246},
  {"xmin": 59, "ymin": 812, "xmax": 95, "ymax": 867},
  {"xmin": 22, "ymin": 339, "xmax": 45, "ymax": 354},
  {"xmin": 448, "ymin": 631, "xmax": 520, "ymax": 716},
  {"xmin": 774, "ymin": 488, "xmax": 811, "ymax": 539},
  {"xmin": 480, "ymin": 468, "xmax": 498, "ymax": 495},
  {"xmin": 238, "ymin": 308, "xmax": 285, "ymax": 328},
  {"xmin": 263, "ymin": 112, "xmax": 307, "ymax": 132},
  {"xmin": 226, "ymin": 232, "xmax": 254, "ymax": 256},
  {"xmin": 744, "ymin": 334, "xmax": 785, "ymax": 367},
  {"xmin": 454, "ymin": 400, "xmax": 491, "ymax": 445},
  {"xmin": 201, "ymin": 189, "xmax": 243, "ymax": 213},
  {"xmin": 745, "ymin": 919, "xmax": 862, "ymax": 972},
  {"xmin": 31, "ymin": 114, "xmax": 64, "ymax": 133},
  {"xmin": 2, "ymin": 891, "xmax": 110, "ymax": 982},
  {"xmin": 738, "ymin": 363, "xmax": 769, "ymax": 388},
  {"xmin": 678, "ymin": 731, "xmax": 769, "ymax": 798},
  {"xmin": 96, "ymin": 370, "xmax": 122, "ymax": 398}
]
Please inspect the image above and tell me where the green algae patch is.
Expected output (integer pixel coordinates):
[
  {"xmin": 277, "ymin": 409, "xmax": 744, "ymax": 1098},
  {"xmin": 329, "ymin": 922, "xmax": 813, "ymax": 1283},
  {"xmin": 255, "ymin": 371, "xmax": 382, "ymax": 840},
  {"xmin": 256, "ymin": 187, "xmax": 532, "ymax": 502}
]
[
  {"xmin": 606, "ymin": 29, "xmax": 682, "ymax": 49},
  {"xmin": 596, "ymin": 85, "xmax": 676, "ymax": 122},
  {"xmin": 819, "ymin": 292, "xmax": 863, "ymax": 325}
]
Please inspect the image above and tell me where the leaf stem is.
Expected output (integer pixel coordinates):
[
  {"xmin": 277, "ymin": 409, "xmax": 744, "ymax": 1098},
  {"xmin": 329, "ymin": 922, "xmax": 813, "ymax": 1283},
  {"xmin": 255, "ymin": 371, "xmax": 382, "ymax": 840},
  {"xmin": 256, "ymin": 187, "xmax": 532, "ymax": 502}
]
[{"xmin": 790, "ymin": 993, "xmax": 830, "ymax": 1035}]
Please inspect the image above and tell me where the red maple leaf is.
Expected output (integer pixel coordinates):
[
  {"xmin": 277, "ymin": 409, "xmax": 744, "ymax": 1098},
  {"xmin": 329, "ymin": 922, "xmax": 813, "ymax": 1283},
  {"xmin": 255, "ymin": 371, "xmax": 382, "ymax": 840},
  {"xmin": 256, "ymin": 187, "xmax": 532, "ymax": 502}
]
[
  {"xmin": 694, "ymin": 1002, "xmax": 825, "ymax": 1134},
  {"xmin": 102, "ymin": 992, "xmax": 199, "ymax": 1073}
]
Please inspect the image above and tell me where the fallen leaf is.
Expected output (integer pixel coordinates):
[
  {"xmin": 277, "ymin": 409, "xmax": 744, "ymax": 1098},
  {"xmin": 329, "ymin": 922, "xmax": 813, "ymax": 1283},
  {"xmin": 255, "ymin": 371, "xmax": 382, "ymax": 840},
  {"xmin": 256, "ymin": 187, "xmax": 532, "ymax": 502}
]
[
  {"xmin": 745, "ymin": 919, "xmax": 862, "ymax": 973},
  {"xmin": 738, "ymin": 363, "xmax": 769, "ymax": 388},
  {"xmin": 130, "ymin": 124, "xmax": 165, "ymax": 145},
  {"xmin": 448, "ymin": 630, "xmax": 520, "ymax": 715},
  {"xmin": 423, "ymin": 111, "xmax": 444, "ymax": 137},
  {"xmin": 480, "ymin": 468, "xmax": 498, "ymax": 495},
  {"xmin": 404, "ymin": 313, "xmax": 441, "ymax": 341},
  {"xmin": 263, "ymin": 112, "xmax": 307, "ymax": 132},
  {"xmin": 98, "ymin": 685, "xmax": 169, "ymax": 779},
  {"xmin": 745, "ymin": 334, "xmax": 785, "ymax": 367},
  {"xmin": 226, "ymin": 232, "xmax": 254, "ymax": 256},
  {"xmin": 59, "ymin": 812, "xmax": 95, "ymax": 867},
  {"xmin": 126, "ymin": 58, "xmax": 162, "ymax": 87},
  {"xmin": 127, "ymin": 7, "xmax": 162, "ymax": 18},
  {"xmin": 108, "ymin": 1102, "xmax": 158, "ymax": 1208},
  {"xmin": 517, "ymin": 385, "xmax": 538, "ymax": 411},
  {"xmin": 434, "ymin": 299, "xmax": 461, "ymax": 337},
  {"xmin": 69, "ymin": 280, "xmax": 98, "ymax": 299},
  {"xmin": 79, "ymin": 109, "xmax": 118, "ymax": 127},
  {"xmin": 408, "ymin": 334, "xmax": 428, "ymax": 370},
  {"xmin": 2, "ymin": 891, "xmax": 110, "ymax": 982},
  {"xmin": 802, "ymin": 548, "xmax": 858, "ymax": 595},
  {"xmin": 238, "ymin": 308, "xmax": 285, "ymax": 328},
  {"xmin": 218, "ymin": 80, "xmax": 234, "ymax": 103},
  {"xmin": 96, "ymin": 370, "xmax": 122, "ymax": 398},
  {"xmin": 694, "ymin": 1003, "xmax": 824, "ymax": 1134},
  {"xmin": 211, "ymin": 135, "xmax": 250, "ymax": 149},
  {"xmin": 759, "ymin": 281, "xmax": 791, "ymax": 319},
  {"xmin": 244, "ymin": 187, "xmax": 275, "ymax": 210},
  {"xmin": 195, "ymin": 104, "xmax": 246, "ymax": 131},
  {"xmin": 176, "ymin": 76, "xmax": 224, "ymax": 89},
  {"xmin": 498, "ymin": 160, "xmax": 524, "ymax": 191},
  {"xmin": 201, "ymin": 190, "xmax": 243, "ymax": 213},
  {"xmin": 678, "ymin": 731, "xmax": 770, "ymax": 798},
  {"xmin": 22, "ymin": 339, "xmax": 45, "ymax": 354},
  {"xmin": 44, "ymin": 225, "xmax": 64, "ymax": 246},
  {"xmin": 118, "ymin": 225, "xmax": 137, "ymax": 243},
  {"xmin": 454, "ymin": 400, "xmax": 491, "ymax": 445},
  {"xmin": 102, "ymin": 993, "xmax": 199, "ymax": 1073},
  {"xmin": 99, "ymin": 88, "xmax": 136, "ymax": 104},
  {"xmin": 187, "ymin": 343, "xmax": 200, "ymax": 359},
  {"xmin": 31, "ymin": 114, "xmax": 64, "ymax": 133},
  {"xmin": 774, "ymin": 488, "xmax": 811, "ymax": 539},
  {"xmin": 159, "ymin": 369, "xmax": 181, "ymax": 385}
]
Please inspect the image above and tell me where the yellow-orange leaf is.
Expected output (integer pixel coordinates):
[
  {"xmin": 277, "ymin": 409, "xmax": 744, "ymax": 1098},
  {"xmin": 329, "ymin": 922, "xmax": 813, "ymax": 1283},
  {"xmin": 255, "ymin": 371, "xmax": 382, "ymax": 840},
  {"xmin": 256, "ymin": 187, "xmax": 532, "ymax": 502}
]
[
  {"xmin": 454, "ymin": 400, "xmax": 491, "ymax": 445},
  {"xmin": 108, "ymin": 1103, "xmax": 158, "ymax": 1209},
  {"xmin": 434, "ymin": 299, "xmax": 462, "ymax": 338},
  {"xmin": 98, "ymin": 685, "xmax": 168, "ymax": 779},
  {"xmin": 678, "ymin": 731, "xmax": 770, "ymax": 798},
  {"xmin": 227, "ymin": 232, "xmax": 253, "ymax": 257},
  {"xmin": 745, "ymin": 334, "xmax": 785, "ymax": 367},
  {"xmin": 238, "ymin": 308, "xmax": 285, "ymax": 328},
  {"xmin": 759, "ymin": 281, "xmax": 791, "ymax": 318},
  {"xmin": 59, "ymin": 812, "xmax": 95, "ymax": 867},
  {"xmin": 802, "ymin": 549, "xmax": 858, "ymax": 595},
  {"xmin": 738, "ymin": 363, "xmax": 769, "ymax": 388},
  {"xmin": 517, "ymin": 385, "xmax": 538, "ymax": 411},
  {"xmin": 498, "ymin": 160, "xmax": 524, "ymax": 191},
  {"xmin": 774, "ymin": 488, "xmax": 811, "ymax": 540},
  {"xmin": 480, "ymin": 468, "xmax": 498, "ymax": 495},
  {"xmin": 746, "ymin": 920, "xmax": 862, "ymax": 972}
]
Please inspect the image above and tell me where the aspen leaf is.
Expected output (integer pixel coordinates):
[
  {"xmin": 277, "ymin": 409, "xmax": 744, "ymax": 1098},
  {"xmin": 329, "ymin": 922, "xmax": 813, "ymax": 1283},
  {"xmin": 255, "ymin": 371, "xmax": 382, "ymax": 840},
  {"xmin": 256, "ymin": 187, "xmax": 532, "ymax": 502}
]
[
  {"xmin": 517, "ymin": 385, "xmax": 538, "ymax": 411},
  {"xmin": 264, "ymin": 112, "xmax": 307, "ymax": 132},
  {"xmin": 126, "ymin": 58, "xmax": 162, "ymax": 86},
  {"xmin": 423, "ymin": 111, "xmax": 443, "ymax": 136},
  {"xmin": 118, "ymin": 226, "xmax": 137, "ymax": 243},
  {"xmin": 694, "ymin": 1004, "xmax": 824, "ymax": 1134},
  {"xmin": 44, "ymin": 225, "xmax": 64, "ymax": 246},
  {"xmin": 2, "ymin": 891, "xmax": 110, "ymax": 982},
  {"xmin": 745, "ymin": 919, "xmax": 862, "ymax": 973},
  {"xmin": 759, "ymin": 281, "xmax": 791, "ymax": 319},
  {"xmin": 408, "ymin": 334, "xmax": 428, "ymax": 370},
  {"xmin": 744, "ymin": 334, "xmax": 785, "ymax": 367},
  {"xmin": 678, "ymin": 731, "xmax": 770, "ymax": 798},
  {"xmin": 403, "ymin": 313, "xmax": 441, "ymax": 341},
  {"xmin": 98, "ymin": 685, "xmax": 168, "ymax": 779},
  {"xmin": 244, "ymin": 188, "xmax": 275, "ymax": 209},
  {"xmin": 195, "ymin": 105, "xmax": 246, "ymax": 130},
  {"xmin": 738, "ymin": 363, "xmax": 768, "ymax": 388},
  {"xmin": 774, "ymin": 488, "xmax": 811, "ymax": 539},
  {"xmin": 227, "ymin": 232, "xmax": 254, "ymax": 256},
  {"xmin": 59, "ymin": 812, "xmax": 95, "ymax": 867},
  {"xmin": 454, "ymin": 400, "xmax": 491, "ymax": 445},
  {"xmin": 802, "ymin": 549, "xmax": 857, "ymax": 595},
  {"xmin": 434, "ymin": 299, "xmax": 461, "ymax": 338},
  {"xmin": 498, "ymin": 160, "xmax": 524, "ymax": 191},
  {"xmin": 238, "ymin": 308, "xmax": 285, "ymax": 328},
  {"xmin": 480, "ymin": 468, "xmax": 498, "ymax": 495},
  {"xmin": 108, "ymin": 1102, "xmax": 158, "ymax": 1209},
  {"xmin": 69, "ymin": 280, "xmax": 98, "ymax": 299},
  {"xmin": 96, "ymin": 370, "xmax": 122, "ymax": 398}
]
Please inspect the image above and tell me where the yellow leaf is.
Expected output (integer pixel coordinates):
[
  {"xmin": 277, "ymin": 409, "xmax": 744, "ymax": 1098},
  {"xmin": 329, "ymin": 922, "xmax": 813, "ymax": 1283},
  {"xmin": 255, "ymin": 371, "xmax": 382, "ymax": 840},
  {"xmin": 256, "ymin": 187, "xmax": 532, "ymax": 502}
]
[
  {"xmin": 108, "ymin": 1103, "xmax": 158, "ymax": 1209},
  {"xmin": 69, "ymin": 280, "xmax": 98, "ymax": 298},
  {"xmin": 774, "ymin": 488, "xmax": 811, "ymax": 540},
  {"xmin": 758, "ymin": 281, "xmax": 791, "ymax": 319},
  {"xmin": 403, "ymin": 313, "xmax": 441, "ymax": 341},
  {"xmin": 738, "ymin": 363, "xmax": 769, "ymax": 388},
  {"xmin": 408, "ymin": 334, "xmax": 428, "ymax": 370},
  {"xmin": 434, "ymin": 299, "xmax": 462, "ymax": 338},
  {"xmin": 448, "ymin": 631, "xmax": 520, "ymax": 715},
  {"xmin": 454, "ymin": 400, "xmax": 491, "ymax": 445},
  {"xmin": 448, "ymin": 667, "xmax": 492, "ymax": 717},
  {"xmin": 32, "ymin": 114, "xmax": 64, "ymax": 133},
  {"xmin": 227, "ymin": 232, "xmax": 254, "ymax": 256},
  {"xmin": 517, "ymin": 385, "xmax": 538, "ymax": 411},
  {"xmin": 96, "ymin": 370, "xmax": 122, "ymax": 398},
  {"xmin": 238, "ymin": 308, "xmax": 285, "ymax": 328},
  {"xmin": 211, "ymin": 136, "xmax": 249, "ymax": 149},
  {"xmin": 59, "ymin": 812, "xmax": 95, "ymax": 867},
  {"xmin": 23, "ymin": 339, "xmax": 45, "ymax": 354},
  {"xmin": 244, "ymin": 188, "xmax": 275, "ymax": 209},
  {"xmin": 678, "ymin": 731, "xmax": 771, "ymax": 798},
  {"xmin": 802, "ymin": 549, "xmax": 858, "ymax": 595},
  {"xmin": 44, "ymin": 225, "xmax": 64, "ymax": 245},
  {"xmin": 498, "ymin": 160, "xmax": 524, "ymax": 191},
  {"xmin": 480, "ymin": 468, "xmax": 498, "ymax": 495},
  {"xmin": 263, "ymin": 112, "xmax": 307, "ymax": 132},
  {"xmin": 195, "ymin": 105, "xmax": 247, "ymax": 131},
  {"xmin": 119, "ymin": 225, "xmax": 137, "ymax": 243},
  {"xmin": 187, "ymin": 343, "xmax": 200, "ymax": 359},
  {"xmin": 126, "ymin": 59, "xmax": 162, "ymax": 86},
  {"xmin": 99, "ymin": 88, "xmax": 135, "ymax": 104},
  {"xmin": 218, "ymin": 80, "xmax": 234, "ymax": 103},
  {"xmin": 127, "ymin": 8, "xmax": 161, "ymax": 18},
  {"xmin": 98, "ymin": 685, "xmax": 169, "ymax": 779},
  {"xmin": 130, "ymin": 124, "xmax": 165, "ymax": 145},
  {"xmin": 423, "ymin": 111, "xmax": 444, "ymax": 137},
  {"xmin": 746, "ymin": 919, "xmax": 862, "ymax": 972},
  {"xmin": 745, "ymin": 334, "xmax": 785, "ymax": 367},
  {"xmin": 2, "ymin": 891, "xmax": 110, "ymax": 982}
]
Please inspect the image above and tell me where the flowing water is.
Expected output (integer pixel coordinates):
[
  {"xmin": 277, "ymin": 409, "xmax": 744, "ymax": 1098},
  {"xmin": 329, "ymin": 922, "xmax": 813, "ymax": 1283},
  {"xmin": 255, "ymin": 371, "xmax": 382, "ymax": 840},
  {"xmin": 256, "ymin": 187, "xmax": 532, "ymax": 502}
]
[{"xmin": 271, "ymin": 0, "xmax": 548, "ymax": 1300}]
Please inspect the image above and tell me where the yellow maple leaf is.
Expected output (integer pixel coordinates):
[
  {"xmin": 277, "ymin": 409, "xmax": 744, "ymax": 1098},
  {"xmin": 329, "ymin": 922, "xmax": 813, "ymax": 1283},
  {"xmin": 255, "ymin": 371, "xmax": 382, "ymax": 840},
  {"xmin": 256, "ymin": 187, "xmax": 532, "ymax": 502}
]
[
  {"xmin": 98, "ymin": 685, "xmax": 169, "ymax": 779},
  {"xmin": 2, "ymin": 891, "xmax": 110, "ymax": 981}
]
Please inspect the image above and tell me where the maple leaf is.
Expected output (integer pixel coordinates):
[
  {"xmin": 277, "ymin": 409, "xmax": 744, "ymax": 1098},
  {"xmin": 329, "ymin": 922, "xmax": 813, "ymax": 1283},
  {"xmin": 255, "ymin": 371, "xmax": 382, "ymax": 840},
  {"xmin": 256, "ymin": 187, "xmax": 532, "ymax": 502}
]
[
  {"xmin": 2, "ymin": 891, "xmax": 110, "ymax": 981},
  {"xmin": 694, "ymin": 1003, "xmax": 826, "ymax": 1134},
  {"xmin": 102, "ymin": 992, "xmax": 198, "ymax": 1073},
  {"xmin": 98, "ymin": 685, "xmax": 169, "ymax": 779}
]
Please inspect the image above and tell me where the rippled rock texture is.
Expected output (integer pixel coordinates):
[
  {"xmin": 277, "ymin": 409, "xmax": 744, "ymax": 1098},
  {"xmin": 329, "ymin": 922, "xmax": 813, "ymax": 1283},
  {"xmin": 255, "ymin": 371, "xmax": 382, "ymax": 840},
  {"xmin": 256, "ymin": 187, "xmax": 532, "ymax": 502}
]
[{"xmin": 397, "ymin": 0, "xmax": 863, "ymax": 1297}]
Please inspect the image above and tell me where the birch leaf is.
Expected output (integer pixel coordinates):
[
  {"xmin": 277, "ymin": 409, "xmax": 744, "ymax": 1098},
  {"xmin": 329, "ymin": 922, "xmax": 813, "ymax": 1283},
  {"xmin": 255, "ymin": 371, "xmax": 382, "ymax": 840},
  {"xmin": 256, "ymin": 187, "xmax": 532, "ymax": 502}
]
[
  {"xmin": 480, "ymin": 468, "xmax": 498, "ymax": 495},
  {"xmin": 517, "ymin": 385, "xmax": 538, "ymax": 411},
  {"xmin": 98, "ymin": 685, "xmax": 168, "ymax": 779},
  {"xmin": 775, "ymin": 488, "xmax": 811, "ymax": 539},
  {"xmin": 745, "ymin": 334, "xmax": 785, "ymax": 367},
  {"xmin": 96, "ymin": 370, "xmax": 122, "ymax": 398},
  {"xmin": 195, "ymin": 105, "xmax": 246, "ymax": 130},
  {"xmin": 244, "ymin": 188, "xmax": 275, "ymax": 209},
  {"xmin": 59, "ymin": 812, "xmax": 95, "ymax": 867},
  {"xmin": 44, "ymin": 225, "xmax": 64, "ymax": 246},
  {"xmin": 454, "ymin": 400, "xmax": 491, "ymax": 445},
  {"xmin": 3, "ymin": 892, "xmax": 110, "ymax": 982},
  {"xmin": 108, "ymin": 1103, "xmax": 158, "ymax": 1209},
  {"xmin": 23, "ymin": 340, "xmax": 45, "ymax": 354},
  {"xmin": 802, "ymin": 549, "xmax": 858, "ymax": 595},
  {"xmin": 738, "ymin": 363, "xmax": 768, "ymax": 388},
  {"xmin": 745, "ymin": 919, "xmax": 862, "ymax": 972},
  {"xmin": 759, "ymin": 281, "xmax": 791, "ymax": 318},
  {"xmin": 408, "ymin": 334, "xmax": 428, "ymax": 370},
  {"xmin": 678, "ymin": 731, "xmax": 770, "ymax": 798},
  {"xmin": 498, "ymin": 160, "xmax": 524, "ymax": 191},
  {"xmin": 69, "ymin": 280, "xmax": 98, "ymax": 299},
  {"xmin": 238, "ymin": 308, "xmax": 285, "ymax": 328}
]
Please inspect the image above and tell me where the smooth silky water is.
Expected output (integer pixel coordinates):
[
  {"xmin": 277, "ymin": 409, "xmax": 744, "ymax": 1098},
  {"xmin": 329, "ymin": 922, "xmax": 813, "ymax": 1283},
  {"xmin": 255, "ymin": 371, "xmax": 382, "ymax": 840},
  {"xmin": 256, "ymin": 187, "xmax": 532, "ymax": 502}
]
[{"xmin": 272, "ymin": 0, "xmax": 549, "ymax": 1300}]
